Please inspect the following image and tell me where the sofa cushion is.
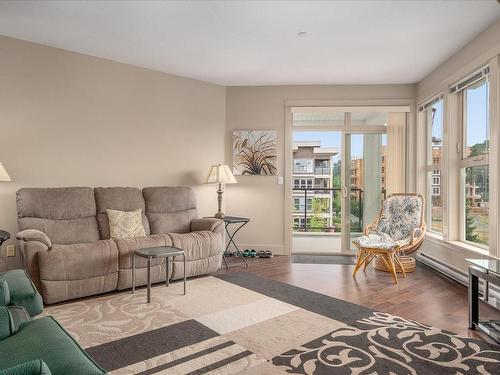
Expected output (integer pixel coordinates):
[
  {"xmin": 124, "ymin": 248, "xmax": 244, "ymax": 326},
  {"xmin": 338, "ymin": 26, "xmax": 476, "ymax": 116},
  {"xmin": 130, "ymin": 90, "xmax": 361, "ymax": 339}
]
[
  {"xmin": 114, "ymin": 234, "xmax": 172, "ymax": 269},
  {"xmin": 171, "ymin": 253, "xmax": 222, "ymax": 280},
  {"xmin": 169, "ymin": 231, "xmax": 222, "ymax": 261},
  {"xmin": 0, "ymin": 316, "xmax": 105, "ymax": 374},
  {"xmin": 38, "ymin": 240, "xmax": 118, "ymax": 281},
  {"xmin": 143, "ymin": 186, "xmax": 197, "ymax": 234},
  {"xmin": 2, "ymin": 270, "xmax": 43, "ymax": 317},
  {"xmin": 17, "ymin": 188, "xmax": 99, "ymax": 245},
  {"xmin": 94, "ymin": 187, "xmax": 150, "ymax": 239}
]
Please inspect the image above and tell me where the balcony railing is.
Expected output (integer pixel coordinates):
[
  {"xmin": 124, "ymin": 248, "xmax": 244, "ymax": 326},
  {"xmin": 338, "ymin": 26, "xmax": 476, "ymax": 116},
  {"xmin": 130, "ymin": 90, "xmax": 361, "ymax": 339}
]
[
  {"xmin": 314, "ymin": 167, "xmax": 330, "ymax": 175},
  {"xmin": 292, "ymin": 188, "xmax": 385, "ymax": 233}
]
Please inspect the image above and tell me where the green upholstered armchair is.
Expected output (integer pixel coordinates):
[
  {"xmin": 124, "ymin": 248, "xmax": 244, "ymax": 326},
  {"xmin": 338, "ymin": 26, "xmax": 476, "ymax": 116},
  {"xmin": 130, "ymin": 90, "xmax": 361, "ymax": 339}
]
[
  {"xmin": 0, "ymin": 306, "xmax": 105, "ymax": 375},
  {"xmin": 0, "ymin": 360, "xmax": 51, "ymax": 375},
  {"xmin": 0, "ymin": 270, "xmax": 43, "ymax": 317}
]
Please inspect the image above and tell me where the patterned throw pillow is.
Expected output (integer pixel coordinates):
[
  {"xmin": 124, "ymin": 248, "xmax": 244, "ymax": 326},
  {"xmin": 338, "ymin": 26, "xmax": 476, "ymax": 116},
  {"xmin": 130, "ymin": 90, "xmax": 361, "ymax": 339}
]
[{"xmin": 106, "ymin": 209, "xmax": 146, "ymax": 239}]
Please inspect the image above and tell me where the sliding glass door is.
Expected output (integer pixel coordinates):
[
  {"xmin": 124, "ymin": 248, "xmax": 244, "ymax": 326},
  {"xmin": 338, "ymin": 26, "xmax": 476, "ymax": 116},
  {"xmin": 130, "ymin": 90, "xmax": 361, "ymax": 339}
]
[
  {"xmin": 346, "ymin": 133, "xmax": 386, "ymax": 252},
  {"xmin": 292, "ymin": 130, "xmax": 343, "ymax": 253},
  {"xmin": 291, "ymin": 108, "xmax": 401, "ymax": 255}
]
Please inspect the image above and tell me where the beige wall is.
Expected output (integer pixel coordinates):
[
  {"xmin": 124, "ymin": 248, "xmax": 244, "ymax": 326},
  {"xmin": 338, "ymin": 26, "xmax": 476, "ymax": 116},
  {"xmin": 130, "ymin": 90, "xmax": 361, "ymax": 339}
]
[
  {"xmin": 0, "ymin": 36, "xmax": 226, "ymax": 271},
  {"xmin": 225, "ymin": 85, "xmax": 415, "ymax": 254},
  {"xmin": 417, "ymin": 20, "xmax": 500, "ymax": 100}
]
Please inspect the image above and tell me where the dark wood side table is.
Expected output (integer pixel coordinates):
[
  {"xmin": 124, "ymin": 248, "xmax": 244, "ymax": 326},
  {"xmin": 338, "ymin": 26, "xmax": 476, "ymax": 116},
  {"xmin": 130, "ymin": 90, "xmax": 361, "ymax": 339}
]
[
  {"xmin": 220, "ymin": 216, "xmax": 250, "ymax": 269},
  {"xmin": 467, "ymin": 258, "xmax": 500, "ymax": 343}
]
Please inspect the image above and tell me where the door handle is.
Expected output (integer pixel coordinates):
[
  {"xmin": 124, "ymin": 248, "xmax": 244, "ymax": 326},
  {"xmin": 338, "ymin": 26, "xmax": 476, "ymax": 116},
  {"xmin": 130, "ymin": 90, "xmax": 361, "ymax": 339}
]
[{"xmin": 342, "ymin": 186, "xmax": 348, "ymax": 198}]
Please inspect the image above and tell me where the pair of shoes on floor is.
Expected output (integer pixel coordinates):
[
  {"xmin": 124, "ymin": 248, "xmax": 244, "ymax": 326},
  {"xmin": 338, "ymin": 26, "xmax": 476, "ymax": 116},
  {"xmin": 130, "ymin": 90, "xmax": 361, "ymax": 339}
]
[
  {"xmin": 242, "ymin": 249, "xmax": 256, "ymax": 257},
  {"xmin": 257, "ymin": 250, "xmax": 273, "ymax": 258}
]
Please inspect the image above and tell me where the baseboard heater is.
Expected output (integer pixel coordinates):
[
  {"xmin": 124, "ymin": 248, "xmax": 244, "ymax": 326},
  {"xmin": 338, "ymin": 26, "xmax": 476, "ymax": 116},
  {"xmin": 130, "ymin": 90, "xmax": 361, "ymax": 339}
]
[{"xmin": 417, "ymin": 252, "xmax": 500, "ymax": 309}]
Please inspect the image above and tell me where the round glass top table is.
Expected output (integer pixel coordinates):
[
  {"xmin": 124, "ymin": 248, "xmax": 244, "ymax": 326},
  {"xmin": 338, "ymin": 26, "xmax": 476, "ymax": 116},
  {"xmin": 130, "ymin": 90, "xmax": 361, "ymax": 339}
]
[{"xmin": 132, "ymin": 246, "xmax": 186, "ymax": 303}]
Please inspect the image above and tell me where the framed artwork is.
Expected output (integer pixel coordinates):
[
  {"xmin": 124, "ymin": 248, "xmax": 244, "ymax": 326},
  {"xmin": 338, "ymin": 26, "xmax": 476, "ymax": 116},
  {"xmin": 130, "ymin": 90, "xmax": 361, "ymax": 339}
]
[{"xmin": 232, "ymin": 130, "xmax": 277, "ymax": 175}]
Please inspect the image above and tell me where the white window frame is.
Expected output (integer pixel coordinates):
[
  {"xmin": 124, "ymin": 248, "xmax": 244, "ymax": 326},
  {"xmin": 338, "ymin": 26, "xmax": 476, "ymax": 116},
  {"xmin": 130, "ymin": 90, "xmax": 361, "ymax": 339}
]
[
  {"xmin": 422, "ymin": 95, "xmax": 444, "ymax": 236},
  {"xmin": 458, "ymin": 76, "xmax": 490, "ymax": 250}
]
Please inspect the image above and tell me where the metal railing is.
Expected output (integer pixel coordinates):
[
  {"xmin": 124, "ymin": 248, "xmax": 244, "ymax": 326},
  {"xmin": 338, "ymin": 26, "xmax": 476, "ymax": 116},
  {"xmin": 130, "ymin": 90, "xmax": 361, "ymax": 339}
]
[
  {"xmin": 292, "ymin": 187, "xmax": 366, "ymax": 233},
  {"xmin": 314, "ymin": 167, "xmax": 330, "ymax": 175}
]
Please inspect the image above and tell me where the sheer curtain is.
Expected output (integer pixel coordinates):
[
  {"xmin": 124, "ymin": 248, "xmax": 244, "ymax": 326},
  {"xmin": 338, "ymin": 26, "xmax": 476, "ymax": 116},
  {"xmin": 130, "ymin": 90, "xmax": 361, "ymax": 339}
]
[{"xmin": 386, "ymin": 113, "xmax": 406, "ymax": 194}]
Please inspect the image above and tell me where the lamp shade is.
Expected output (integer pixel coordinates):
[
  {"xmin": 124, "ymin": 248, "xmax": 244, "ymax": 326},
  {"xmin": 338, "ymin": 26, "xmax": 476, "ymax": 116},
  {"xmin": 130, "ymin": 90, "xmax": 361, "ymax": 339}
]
[
  {"xmin": 206, "ymin": 164, "xmax": 237, "ymax": 184},
  {"xmin": 0, "ymin": 163, "xmax": 11, "ymax": 182}
]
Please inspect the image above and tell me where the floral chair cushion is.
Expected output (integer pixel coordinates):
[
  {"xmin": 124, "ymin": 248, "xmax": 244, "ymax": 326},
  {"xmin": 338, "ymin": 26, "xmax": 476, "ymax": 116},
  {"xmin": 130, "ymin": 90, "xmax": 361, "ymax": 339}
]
[
  {"xmin": 354, "ymin": 233, "xmax": 411, "ymax": 251},
  {"xmin": 375, "ymin": 195, "xmax": 423, "ymax": 241}
]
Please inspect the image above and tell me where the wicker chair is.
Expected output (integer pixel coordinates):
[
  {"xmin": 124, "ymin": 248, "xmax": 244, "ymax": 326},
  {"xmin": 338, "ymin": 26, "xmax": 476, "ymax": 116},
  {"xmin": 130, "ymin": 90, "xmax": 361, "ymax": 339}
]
[{"xmin": 352, "ymin": 193, "xmax": 426, "ymax": 284}]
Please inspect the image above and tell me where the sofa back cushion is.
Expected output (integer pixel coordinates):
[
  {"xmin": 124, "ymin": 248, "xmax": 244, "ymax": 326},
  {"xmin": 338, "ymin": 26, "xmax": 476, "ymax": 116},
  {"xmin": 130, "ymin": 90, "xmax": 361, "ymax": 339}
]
[
  {"xmin": 94, "ymin": 187, "xmax": 150, "ymax": 239},
  {"xmin": 17, "ymin": 187, "xmax": 100, "ymax": 245},
  {"xmin": 143, "ymin": 186, "xmax": 197, "ymax": 234}
]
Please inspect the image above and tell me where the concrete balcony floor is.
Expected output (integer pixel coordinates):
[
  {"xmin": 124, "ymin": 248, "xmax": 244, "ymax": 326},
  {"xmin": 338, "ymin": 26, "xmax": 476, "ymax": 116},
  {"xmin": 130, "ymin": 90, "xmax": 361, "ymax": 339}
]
[{"xmin": 292, "ymin": 232, "xmax": 363, "ymax": 254}]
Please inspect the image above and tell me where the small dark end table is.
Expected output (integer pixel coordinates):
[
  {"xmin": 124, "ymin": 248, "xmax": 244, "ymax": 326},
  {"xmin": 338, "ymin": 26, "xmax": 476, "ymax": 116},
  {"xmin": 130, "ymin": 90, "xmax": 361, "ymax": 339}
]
[
  {"xmin": 219, "ymin": 216, "xmax": 249, "ymax": 269},
  {"xmin": 133, "ymin": 246, "xmax": 186, "ymax": 303},
  {"xmin": 467, "ymin": 258, "xmax": 500, "ymax": 343}
]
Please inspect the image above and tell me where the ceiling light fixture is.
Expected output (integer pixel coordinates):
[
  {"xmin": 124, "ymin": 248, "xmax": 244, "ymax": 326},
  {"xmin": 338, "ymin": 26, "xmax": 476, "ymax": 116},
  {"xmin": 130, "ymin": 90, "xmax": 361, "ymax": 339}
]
[{"xmin": 297, "ymin": 31, "xmax": 308, "ymax": 38}]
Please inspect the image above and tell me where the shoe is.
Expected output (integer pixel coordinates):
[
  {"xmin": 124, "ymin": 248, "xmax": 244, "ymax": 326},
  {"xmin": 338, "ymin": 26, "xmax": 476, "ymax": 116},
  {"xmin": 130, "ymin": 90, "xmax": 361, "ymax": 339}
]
[
  {"xmin": 264, "ymin": 250, "xmax": 273, "ymax": 258},
  {"xmin": 242, "ymin": 249, "xmax": 251, "ymax": 257},
  {"xmin": 257, "ymin": 250, "xmax": 266, "ymax": 258}
]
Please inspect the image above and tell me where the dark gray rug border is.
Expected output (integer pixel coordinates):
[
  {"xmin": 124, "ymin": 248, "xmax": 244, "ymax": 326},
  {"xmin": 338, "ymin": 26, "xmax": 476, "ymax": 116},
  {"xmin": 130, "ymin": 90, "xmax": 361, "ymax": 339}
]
[{"xmin": 85, "ymin": 319, "xmax": 219, "ymax": 371}]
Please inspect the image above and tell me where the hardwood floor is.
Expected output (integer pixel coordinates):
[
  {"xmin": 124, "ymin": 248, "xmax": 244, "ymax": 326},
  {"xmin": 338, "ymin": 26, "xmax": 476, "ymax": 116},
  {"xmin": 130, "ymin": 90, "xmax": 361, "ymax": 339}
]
[{"xmin": 216, "ymin": 255, "xmax": 500, "ymax": 344}]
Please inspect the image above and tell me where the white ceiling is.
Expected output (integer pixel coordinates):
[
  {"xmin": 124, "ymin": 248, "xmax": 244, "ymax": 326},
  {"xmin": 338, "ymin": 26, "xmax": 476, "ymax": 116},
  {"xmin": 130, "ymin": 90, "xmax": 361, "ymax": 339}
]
[{"xmin": 0, "ymin": 1, "xmax": 499, "ymax": 86}]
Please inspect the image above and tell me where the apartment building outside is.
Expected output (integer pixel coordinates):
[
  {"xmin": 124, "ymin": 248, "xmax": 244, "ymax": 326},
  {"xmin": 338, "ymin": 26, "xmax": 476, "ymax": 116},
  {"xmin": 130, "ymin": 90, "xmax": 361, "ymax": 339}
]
[{"xmin": 292, "ymin": 141, "xmax": 338, "ymax": 231}]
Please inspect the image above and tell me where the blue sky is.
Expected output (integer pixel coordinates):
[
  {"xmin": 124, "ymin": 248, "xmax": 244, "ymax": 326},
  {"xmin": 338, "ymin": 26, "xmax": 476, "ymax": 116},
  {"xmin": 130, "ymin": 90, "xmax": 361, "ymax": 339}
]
[
  {"xmin": 433, "ymin": 81, "xmax": 488, "ymax": 146},
  {"xmin": 465, "ymin": 81, "xmax": 489, "ymax": 147}
]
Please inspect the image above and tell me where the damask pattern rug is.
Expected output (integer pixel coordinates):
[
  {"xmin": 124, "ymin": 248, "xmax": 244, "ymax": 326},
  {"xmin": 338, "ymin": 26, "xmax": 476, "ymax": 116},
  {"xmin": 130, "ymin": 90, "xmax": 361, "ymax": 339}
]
[{"xmin": 41, "ymin": 272, "xmax": 500, "ymax": 374}]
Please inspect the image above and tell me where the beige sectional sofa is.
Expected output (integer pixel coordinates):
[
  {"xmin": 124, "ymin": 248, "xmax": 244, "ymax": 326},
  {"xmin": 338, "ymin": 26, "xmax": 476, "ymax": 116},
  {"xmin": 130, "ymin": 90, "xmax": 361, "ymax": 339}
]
[{"xmin": 16, "ymin": 186, "xmax": 224, "ymax": 304}]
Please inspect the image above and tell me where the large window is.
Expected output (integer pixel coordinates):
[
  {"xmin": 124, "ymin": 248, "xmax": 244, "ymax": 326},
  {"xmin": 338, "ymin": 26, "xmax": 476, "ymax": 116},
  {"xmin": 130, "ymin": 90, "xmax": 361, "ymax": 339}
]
[
  {"xmin": 424, "ymin": 98, "xmax": 443, "ymax": 234},
  {"xmin": 417, "ymin": 64, "xmax": 495, "ymax": 256},
  {"xmin": 461, "ymin": 79, "xmax": 489, "ymax": 247}
]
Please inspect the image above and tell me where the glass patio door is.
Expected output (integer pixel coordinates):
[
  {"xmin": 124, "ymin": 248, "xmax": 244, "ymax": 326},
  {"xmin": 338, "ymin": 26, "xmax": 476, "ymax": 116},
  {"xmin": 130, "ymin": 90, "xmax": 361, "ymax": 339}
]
[
  {"xmin": 291, "ymin": 108, "xmax": 400, "ymax": 255},
  {"xmin": 344, "ymin": 133, "xmax": 387, "ymax": 253},
  {"xmin": 292, "ymin": 130, "xmax": 343, "ymax": 254}
]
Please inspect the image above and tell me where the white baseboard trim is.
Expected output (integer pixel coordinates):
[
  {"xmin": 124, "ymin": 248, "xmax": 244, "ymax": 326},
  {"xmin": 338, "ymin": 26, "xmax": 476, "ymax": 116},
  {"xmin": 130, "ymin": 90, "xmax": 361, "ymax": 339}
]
[{"xmin": 417, "ymin": 252, "xmax": 500, "ymax": 308}]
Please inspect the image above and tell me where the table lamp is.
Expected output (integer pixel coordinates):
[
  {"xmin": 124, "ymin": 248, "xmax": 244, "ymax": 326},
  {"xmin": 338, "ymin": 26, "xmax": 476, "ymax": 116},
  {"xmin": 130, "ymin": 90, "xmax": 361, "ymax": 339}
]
[
  {"xmin": 206, "ymin": 164, "xmax": 237, "ymax": 218},
  {"xmin": 0, "ymin": 162, "xmax": 10, "ymax": 182}
]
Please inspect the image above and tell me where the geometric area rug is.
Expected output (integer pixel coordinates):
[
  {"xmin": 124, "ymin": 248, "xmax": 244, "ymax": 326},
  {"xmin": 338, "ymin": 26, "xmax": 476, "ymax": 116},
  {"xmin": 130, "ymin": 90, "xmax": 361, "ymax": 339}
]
[{"xmin": 41, "ymin": 272, "xmax": 500, "ymax": 374}]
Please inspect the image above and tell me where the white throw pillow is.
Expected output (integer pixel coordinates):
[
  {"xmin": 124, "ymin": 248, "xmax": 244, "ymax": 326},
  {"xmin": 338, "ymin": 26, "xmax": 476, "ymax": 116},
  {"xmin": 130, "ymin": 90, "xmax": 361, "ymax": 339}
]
[{"xmin": 106, "ymin": 209, "xmax": 146, "ymax": 239}]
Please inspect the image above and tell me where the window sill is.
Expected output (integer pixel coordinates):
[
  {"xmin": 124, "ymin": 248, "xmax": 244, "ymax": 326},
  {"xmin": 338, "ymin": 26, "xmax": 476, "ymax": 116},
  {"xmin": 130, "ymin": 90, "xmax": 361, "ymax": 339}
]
[
  {"xmin": 424, "ymin": 234, "xmax": 490, "ymax": 257},
  {"xmin": 426, "ymin": 231, "xmax": 443, "ymax": 241}
]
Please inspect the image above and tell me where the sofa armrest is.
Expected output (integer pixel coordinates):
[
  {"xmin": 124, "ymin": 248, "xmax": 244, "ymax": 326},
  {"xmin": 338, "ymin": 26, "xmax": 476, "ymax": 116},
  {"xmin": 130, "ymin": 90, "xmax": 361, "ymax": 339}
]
[
  {"xmin": 0, "ymin": 306, "xmax": 15, "ymax": 341},
  {"xmin": 191, "ymin": 218, "xmax": 224, "ymax": 234},
  {"xmin": 0, "ymin": 360, "xmax": 52, "ymax": 375},
  {"xmin": 16, "ymin": 230, "xmax": 51, "ymax": 248},
  {"xmin": 16, "ymin": 234, "xmax": 51, "ymax": 295}
]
